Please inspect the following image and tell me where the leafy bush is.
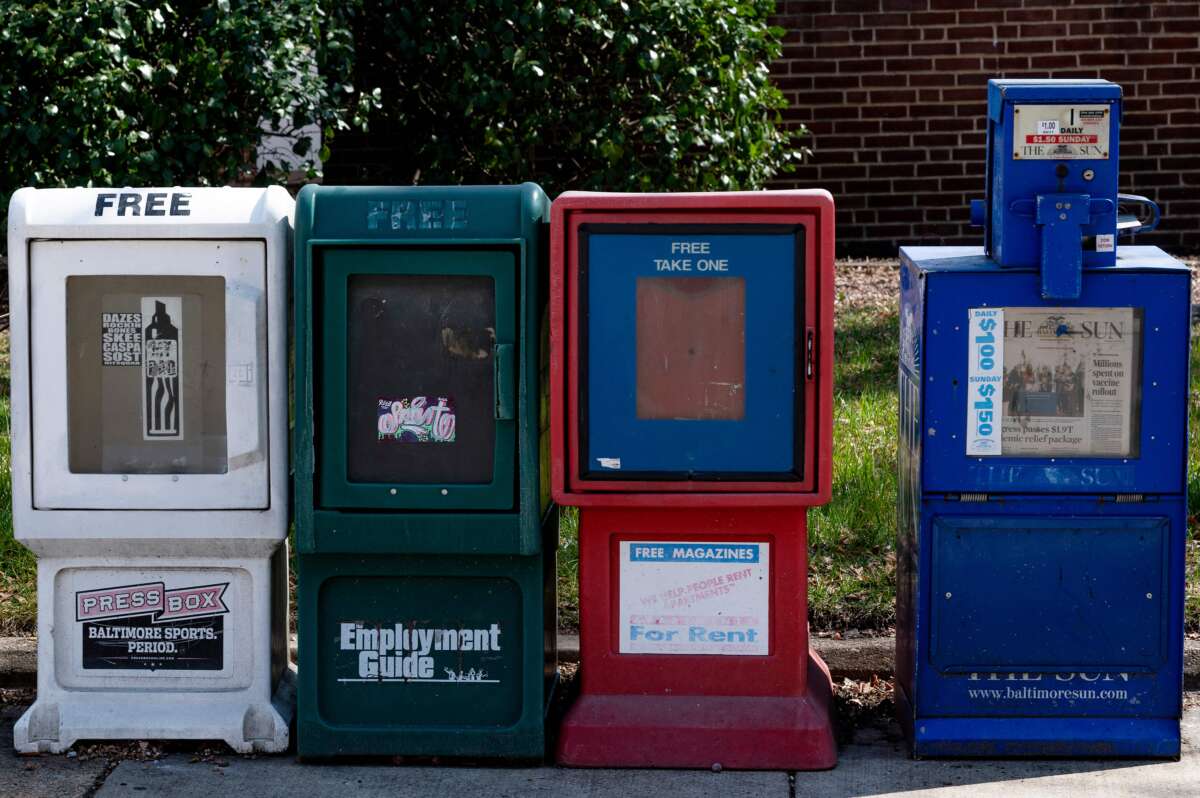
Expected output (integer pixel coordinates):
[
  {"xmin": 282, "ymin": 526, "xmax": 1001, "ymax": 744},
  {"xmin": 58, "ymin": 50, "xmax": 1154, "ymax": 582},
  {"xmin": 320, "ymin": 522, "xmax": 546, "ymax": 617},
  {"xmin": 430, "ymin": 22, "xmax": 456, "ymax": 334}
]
[
  {"xmin": 331, "ymin": 0, "xmax": 804, "ymax": 193},
  {"xmin": 0, "ymin": 0, "xmax": 377, "ymax": 251}
]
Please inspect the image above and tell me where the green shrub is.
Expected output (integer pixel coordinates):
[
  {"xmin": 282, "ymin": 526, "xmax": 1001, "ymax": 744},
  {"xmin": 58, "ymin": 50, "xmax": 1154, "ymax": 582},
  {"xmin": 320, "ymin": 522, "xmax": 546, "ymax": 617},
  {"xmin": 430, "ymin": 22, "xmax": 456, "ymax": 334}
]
[
  {"xmin": 0, "ymin": 0, "xmax": 377, "ymax": 251},
  {"xmin": 332, "ymin": 0, "xmax": 804, "ymax": 193}
]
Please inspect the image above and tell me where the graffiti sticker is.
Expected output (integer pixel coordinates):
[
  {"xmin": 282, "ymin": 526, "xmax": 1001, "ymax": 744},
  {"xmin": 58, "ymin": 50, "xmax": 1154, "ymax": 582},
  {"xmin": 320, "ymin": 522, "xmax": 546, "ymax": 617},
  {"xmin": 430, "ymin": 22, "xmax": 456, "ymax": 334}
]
[
  {"xmin": 142, "ymin": 296, "xmax": 182, "ymax": 439},
  {"xmin": 377, "ymin": 397, "xmax": 456, "ymax": 443}
]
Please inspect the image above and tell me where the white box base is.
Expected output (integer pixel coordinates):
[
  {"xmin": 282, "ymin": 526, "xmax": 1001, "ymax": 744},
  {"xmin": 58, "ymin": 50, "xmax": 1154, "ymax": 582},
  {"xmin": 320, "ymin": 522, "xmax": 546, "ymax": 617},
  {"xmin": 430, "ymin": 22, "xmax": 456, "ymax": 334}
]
[
  {"xmin": 14, "ymin": 668, "xmax": 294, "ymax": 754},
  {"xmin": 14, "ymin": 552, "xmax": 291, "ymax": 754}
]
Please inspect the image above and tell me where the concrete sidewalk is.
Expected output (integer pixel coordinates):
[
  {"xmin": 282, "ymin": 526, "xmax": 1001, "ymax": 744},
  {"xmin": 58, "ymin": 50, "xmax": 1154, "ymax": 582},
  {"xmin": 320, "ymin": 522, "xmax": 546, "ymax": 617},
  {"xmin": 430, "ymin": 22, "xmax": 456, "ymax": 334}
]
[{"xmin": 4, "ymin": 695, "xmax": 1199, "ymax": 797}]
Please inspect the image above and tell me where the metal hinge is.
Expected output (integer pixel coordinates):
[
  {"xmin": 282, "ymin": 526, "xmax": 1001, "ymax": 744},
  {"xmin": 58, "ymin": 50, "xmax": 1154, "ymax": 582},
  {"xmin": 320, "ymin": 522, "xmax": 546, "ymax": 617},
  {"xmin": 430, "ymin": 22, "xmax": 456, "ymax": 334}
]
[
  {"xmin": 805, "ymin": 328, "xmax": 815, "ymax": 380},
  {"xmin": 943, "ymin": 493, "xmax": 991, "ymax": 502},
  {"xmin": 1114, "ymin": 494, "xmax": 1145, "ymax": 503}
]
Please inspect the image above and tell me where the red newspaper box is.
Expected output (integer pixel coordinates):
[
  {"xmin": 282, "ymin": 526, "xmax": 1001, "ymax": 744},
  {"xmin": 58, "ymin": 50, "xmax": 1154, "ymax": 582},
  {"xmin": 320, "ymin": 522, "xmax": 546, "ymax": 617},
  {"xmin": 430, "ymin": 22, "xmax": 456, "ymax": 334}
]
[{"xmin": 550, "ymin": 191, "xmax": 836, "ymax": 769}]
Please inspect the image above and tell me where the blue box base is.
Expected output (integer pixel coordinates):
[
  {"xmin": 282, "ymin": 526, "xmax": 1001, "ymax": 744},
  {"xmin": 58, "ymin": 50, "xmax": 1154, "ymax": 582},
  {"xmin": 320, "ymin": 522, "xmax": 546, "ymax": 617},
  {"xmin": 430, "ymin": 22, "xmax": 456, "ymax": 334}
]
[{"xmin": 912, "ymin": 716, "xmax": 1180, "ymax": 759}]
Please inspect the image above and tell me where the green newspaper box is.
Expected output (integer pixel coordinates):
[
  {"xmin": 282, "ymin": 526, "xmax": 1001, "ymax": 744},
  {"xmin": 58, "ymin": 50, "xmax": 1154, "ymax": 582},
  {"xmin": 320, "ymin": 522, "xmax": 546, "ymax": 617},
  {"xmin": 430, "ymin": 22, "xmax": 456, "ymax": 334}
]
[{"xmin": 294, "ymin": 184, "xmax": 556, "ymax": 759}]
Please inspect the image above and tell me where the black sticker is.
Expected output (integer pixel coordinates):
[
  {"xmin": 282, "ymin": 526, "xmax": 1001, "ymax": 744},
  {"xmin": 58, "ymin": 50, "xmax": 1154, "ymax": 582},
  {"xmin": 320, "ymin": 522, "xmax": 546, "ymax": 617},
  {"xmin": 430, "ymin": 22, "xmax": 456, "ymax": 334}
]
[{"xmin": 82, "ymin": 614, "xmax": 224, "ymax": 670}]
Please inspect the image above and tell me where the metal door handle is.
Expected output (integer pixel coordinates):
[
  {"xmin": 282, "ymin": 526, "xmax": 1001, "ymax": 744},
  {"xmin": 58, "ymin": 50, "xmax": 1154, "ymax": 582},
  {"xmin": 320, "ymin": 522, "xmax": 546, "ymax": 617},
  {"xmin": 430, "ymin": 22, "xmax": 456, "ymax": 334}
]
[{"xmin": 494, "ymin": 343, "xmax": 515, "ymax": 420}]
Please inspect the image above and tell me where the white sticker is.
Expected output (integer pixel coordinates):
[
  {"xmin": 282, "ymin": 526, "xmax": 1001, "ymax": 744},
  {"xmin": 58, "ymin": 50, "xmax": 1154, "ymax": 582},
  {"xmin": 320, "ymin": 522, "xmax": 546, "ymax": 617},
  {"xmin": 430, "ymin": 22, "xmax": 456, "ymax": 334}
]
[
  {"xmin": 101, "ymin": 312, "xmax": 142, "ymax": 366},
  {"xmin": 966, "ymin": 308, "xmax": 1004, "ymax": 456},
  {"xmin": 1096, "ymin": 233, "xmax": 1115, "ymax": 253},
  {"xmin": 618, "ymin": 540, "xmax": 769, "ymax": 656},
  {"xmin": 1013, "ymin": 104, "xmax": 1110, "ymax": 160},
  {"xmin": 596, "ymin": 457, "xmax": 621, "ymax": 470},
  {"xmin": 141, "ymin": 297, "xmax": 183, "ymax": 440}
]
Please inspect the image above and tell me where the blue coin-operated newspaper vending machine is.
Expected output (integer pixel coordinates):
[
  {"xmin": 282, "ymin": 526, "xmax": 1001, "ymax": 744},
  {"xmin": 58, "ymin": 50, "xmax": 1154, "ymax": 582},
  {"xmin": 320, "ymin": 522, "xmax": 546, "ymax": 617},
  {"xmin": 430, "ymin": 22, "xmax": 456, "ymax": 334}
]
[{"xmin": 898, "ymin": 79, "xmax": 1190, "ymax": 757}]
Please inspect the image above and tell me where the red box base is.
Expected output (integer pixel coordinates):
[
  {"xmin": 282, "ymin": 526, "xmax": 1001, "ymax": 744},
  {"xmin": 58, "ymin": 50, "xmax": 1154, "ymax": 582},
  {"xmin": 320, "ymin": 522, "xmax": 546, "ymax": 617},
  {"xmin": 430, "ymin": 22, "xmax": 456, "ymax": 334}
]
[{"xmin": 557, "ymin": 650, "xmax": 836, "ymax": 770}]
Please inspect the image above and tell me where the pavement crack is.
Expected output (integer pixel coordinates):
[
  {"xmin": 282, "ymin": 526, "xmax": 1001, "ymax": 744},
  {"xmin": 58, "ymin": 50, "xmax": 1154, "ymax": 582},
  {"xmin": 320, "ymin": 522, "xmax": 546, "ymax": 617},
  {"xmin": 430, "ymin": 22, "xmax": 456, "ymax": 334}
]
[{"xmin": 81, "ymin": 753, "xmax": 122, "ymax": 798}]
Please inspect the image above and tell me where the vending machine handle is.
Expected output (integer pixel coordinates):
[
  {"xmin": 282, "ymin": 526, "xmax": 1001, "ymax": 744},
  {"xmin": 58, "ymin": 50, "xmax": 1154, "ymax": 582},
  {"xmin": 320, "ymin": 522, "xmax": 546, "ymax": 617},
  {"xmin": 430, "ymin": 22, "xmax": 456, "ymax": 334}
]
[
  {"xmin": 494, "ymin": 343, "xmax": 516, "ymax": 420},
  {"xmin": 1116, "ymin": 193, "xmax": 1161, "ymax": 236}
]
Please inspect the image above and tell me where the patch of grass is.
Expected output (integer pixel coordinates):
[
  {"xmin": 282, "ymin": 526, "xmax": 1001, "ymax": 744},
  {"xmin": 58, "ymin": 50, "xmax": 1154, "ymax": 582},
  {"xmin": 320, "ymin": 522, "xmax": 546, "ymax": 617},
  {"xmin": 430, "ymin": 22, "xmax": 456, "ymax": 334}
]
[
  {"xmin": 0, "ymin": 332, "xmax": 37, "ymax": 635},
  {"xmin": 807, "ymin": 306, "xmax": 899, "ymax": 631},
  {"xmin": 557, "ymin": 508, "xmax": 580, "ymax": 633}
]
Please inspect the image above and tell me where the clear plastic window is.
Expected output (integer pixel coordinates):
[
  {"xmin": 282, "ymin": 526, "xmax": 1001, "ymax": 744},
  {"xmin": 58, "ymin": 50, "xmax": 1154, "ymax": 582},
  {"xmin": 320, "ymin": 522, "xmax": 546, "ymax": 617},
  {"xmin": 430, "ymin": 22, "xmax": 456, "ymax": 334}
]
[
  {"xmin": 635, "ymin": 276, "xmax": 746, "ymax": 421},
  {"xmin": 65, "ymin": 276, "xmax": 228, "ymax": 474},
  {"xmin": 345, "ymin": 274, "xmax": 496, "ymax": 484},
  {"xmin": 1000, "ymin": 306, "xmax": 1142, "ymax": 458}
]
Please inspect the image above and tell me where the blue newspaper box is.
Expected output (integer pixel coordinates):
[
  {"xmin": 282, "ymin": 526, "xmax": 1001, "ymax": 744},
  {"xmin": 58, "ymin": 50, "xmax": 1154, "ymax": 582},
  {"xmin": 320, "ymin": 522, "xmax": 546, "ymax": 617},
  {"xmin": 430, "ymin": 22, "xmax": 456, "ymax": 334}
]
[{"xmin": 897, "ymin": 80, "xmax": 1189, "ymax": 757}]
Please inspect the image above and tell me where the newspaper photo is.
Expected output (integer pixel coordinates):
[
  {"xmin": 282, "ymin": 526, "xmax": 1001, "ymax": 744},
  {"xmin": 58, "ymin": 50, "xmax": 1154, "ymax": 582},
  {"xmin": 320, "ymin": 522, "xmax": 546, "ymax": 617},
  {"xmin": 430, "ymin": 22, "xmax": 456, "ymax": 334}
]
[{"xmin": 998, "ymin": 307, "xmax": 1142, "ymax": 458}]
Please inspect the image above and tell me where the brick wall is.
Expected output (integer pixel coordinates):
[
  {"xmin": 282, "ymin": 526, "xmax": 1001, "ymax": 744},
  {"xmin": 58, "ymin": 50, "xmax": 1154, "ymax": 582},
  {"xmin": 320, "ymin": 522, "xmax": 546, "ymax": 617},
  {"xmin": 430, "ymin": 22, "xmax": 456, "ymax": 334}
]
[{"xmin": 770, "ymin": 0, "xmax": 1200, "ymax": 256}]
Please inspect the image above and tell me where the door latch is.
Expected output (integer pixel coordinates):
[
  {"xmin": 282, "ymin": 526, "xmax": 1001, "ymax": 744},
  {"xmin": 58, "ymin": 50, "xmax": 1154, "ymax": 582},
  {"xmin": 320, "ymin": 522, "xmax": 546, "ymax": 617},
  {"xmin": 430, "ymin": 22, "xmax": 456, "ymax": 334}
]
[{"xmin": 494, "ymin": 343, "xmax": 515, "ymax": 420}]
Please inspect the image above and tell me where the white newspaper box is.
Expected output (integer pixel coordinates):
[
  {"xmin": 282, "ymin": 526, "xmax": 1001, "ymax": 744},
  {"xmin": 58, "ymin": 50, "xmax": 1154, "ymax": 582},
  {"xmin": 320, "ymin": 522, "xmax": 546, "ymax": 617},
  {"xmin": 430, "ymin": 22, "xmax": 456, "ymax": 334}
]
[{"xmin": 7, "ymin": 187, "xmax": 292, "ymax": 753}]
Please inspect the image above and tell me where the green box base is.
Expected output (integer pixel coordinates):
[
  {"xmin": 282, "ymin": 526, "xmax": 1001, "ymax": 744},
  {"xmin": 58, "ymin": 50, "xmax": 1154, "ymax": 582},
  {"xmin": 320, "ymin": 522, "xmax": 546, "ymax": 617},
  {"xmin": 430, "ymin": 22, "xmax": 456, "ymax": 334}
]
[{"xmin": 296, "ymin": 547, "xmax": 555, "ymax": 759}]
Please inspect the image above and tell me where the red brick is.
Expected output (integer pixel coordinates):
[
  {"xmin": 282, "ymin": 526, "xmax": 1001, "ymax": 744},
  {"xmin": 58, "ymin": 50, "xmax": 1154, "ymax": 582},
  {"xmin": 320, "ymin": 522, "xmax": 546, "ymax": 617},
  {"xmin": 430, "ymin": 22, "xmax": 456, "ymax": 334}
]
[
  {"xmin": 948, "ymin": 25, "xmax": 995, "ymax": 39},
  {"xmin": 1021, "ymin": 22, "xmax": 1072, "ymax": 37},
  {"xmin": 1030, "ymin": 54, "xmax": 1079, "ymax": 69},
  {"xmin": 861, "ymin": 12, "xmax": 910, "ymax": 27},
  {"xmin": 909, "ymin": 10, "xmax": 956, "ymax": 25},
  {"xmin": 877, "ymin": 26, "xmax": 920, "ymax": 42},
  {"xmin": 805, "ymin": 28, "xmax": 852, "ymax": 43},
  {"xmin": 911, "ymin": 41, "xmax": 959, "ymax": 55},
  {"xmin": 868, "ymin": 89, "xmax": 919, "ymax": 103},
  {"xmin": 834, "ymin": 1, "xmax": 882, "ymax": 13},
  {"xmin": 942, "ymin": 87, "xmax": 983, "ymax": 102},
  {"xmin": 928, "ymin": 116, "xmax": 975, "ymax": 132},
  {"xmin": 1055, "ymin": 7, "xmax": 1099, "ymax": 22},
  {"xmin": 863, "ymin": 42, "xmax": 912, "ymax": 57},
  {"xmin": 813, "ymin": 74, "xmax": 864, "ymax": 88},
  {"xmin": 1005, "ymin": 39, "xmax": 1051, "ymax": 54},
  {"xmin": 814, "ymin": 43, "xmax": 865, "ymax": 59},
  {"xmin": 792, "ymin": 90, "xmax": 848, "ymax": 105},
  {"xmin": 906, "ymin": 71, "xmax": 956, "ymax": 87},
  {"xmin": 933, "ymin": 56, "xmax": 982, "ymax": 71},
  {"xmin": 958, "ymin": 9, "xmax": 1005, "ymax": 25},
  {"xmin": 1102, "ymin": 36, "xmax": 1150, "ymax": 51},
  {"xmin": 870, "ymin": 163, "xmax": 919, "ymax": 178},
  {"xmin": 838, "ymin": 58, "xmax": 888, "ymax": 72},
  {"xmin": 834, "ymin": 119, "xmax": 885, "ymax": 134},
  {"xmin": 813, "ymin": 105, "xmax": 862, "ymax": 120},
  {"xmin": 959, "ymin": 40, "xmax": 1003, "ymax": 55},
  {"xmin": 1148, "ymin": 96, "xmax": 1199, "ymax": 111},
  {"xmin": 1147, "ymin": 66, "xmax": 1195, "ymax": 81},
  {"xmin": 1169, "ymin": 110, "xmax": 1200, "ymax": 125},
  {"xmin": 1105, "ymin": 3, "xmax": 1154, "ymax": 20},
  {"xmin": 1128, "ymin": 51, "xmax": 1178, "ymax": 66},
  {"xmin": 1092, "ymin": 21, "xmax": 1133, "ymax": 36},
  {"xmin": 923, "ymin": 162, "xmax": 966, "ymax": 177},
  {"xmin": 819, "ymin": 164, "xmax": 870, "ymax": 179},
  {"xmin": 1079, "ymin": 51, "xmax": 1129, "ymax": 67}
]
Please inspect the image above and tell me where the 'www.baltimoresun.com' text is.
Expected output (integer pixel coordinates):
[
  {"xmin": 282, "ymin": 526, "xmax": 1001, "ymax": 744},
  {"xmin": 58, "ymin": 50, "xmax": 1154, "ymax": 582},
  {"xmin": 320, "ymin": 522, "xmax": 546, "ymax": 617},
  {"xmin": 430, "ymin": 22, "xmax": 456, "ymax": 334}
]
[{"xmin": 968, "ymin": 685, "xmax": 1128, "ymax": 701}]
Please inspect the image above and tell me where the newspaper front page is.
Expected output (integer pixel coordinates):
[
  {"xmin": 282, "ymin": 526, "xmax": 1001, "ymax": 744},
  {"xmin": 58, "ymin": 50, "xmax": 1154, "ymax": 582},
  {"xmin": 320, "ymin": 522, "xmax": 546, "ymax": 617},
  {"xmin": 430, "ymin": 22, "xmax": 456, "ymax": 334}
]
[{"xmin": 998, "ymin": 307, "xmax": 1141, "ymax": 457}]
